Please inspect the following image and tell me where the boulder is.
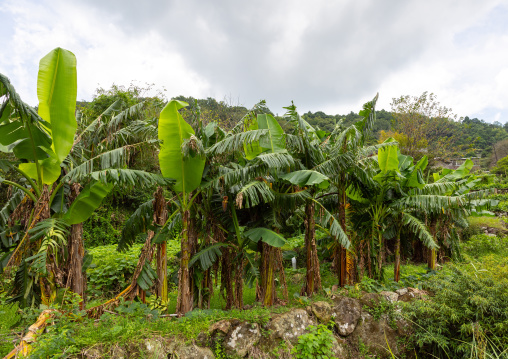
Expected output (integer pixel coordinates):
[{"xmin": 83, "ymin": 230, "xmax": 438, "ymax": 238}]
[
  {"xmin": 331, "ymin": 296, "xmax": 362, "ymax": 336},
  {"xmin": 82, "ymin": 348, "xmax": 102, "ymax": 359},
  {"xmin": 267, "ymin": 308, "xmax": 316, "ymax": 343},
  {"xmin": 360, "ymin": 292, "xmax": 382, "ymax": 309},
  {"xmin": 351, "ymin": 312, "xmax": 400, "ymax": 358},
  {"xmin": 209, "ymin": 319, "xmax": 239, "ymax": 336},
  {"xmin": 169, "ymin": 344, "xmax": 215, "ymax": 359},
  {"xmin": 399, "ymin": 287, "xmax": 428, "ymax": 302},
  {"xmin": 379, "ymin": 291, "xmax": 398, "ymax": 303},
  {"xmin": 311, "ymin": 301, "xmax": 333, "ymax": 323},
  {"xmin": 110, "ymin": 345, "xmax": 127, "ymax": 359},
  {"xmin": 331, "ymin": 337, "xmax": 349, "ymax": 358},
  {"xmin": 395, "ymin": 288, "xmax": 408, "ymax": 296},
  {"xmin": 223, "ymin": 322, "xmax": 261, "ymax": 357},
  {"xmin": 144, "ymin": 337, "xmax": 168, "ymax": 359}
]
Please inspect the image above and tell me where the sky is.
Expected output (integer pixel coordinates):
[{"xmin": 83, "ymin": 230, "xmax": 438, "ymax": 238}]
[{"xmin": 1, "ymin": 0, "xmax": 507, "ymax": 123}]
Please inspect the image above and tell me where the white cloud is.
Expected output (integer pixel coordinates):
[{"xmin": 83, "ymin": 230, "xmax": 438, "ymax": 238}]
[{"xmin": 1, "ymin": 0, "xmax": 507, "ymax": 122}]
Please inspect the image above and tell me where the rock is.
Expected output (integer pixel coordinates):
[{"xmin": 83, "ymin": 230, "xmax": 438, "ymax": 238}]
[
  {"xmin": 169, "ymin": 344, "xmax": 215, "ymax": 359},
  {"xmin": 223, "ymin": 321, "xmax": 261, "ymax": 357},
  {"xmin": 196, "ymin": 331, "xmax": 209, "ymax": 347},
  {"xmin": 331, "ymin": 296, "xmax": 362, "ymax": 336},
  {"xmin": 311, "ymin": 301, "xmax": 332, "ymax": 323},
  {"xmin": 399, "ymin": 287, "xmax": 428, "ymax": 302},
  {"xmin": 360, "ymin": 292, "xmax": 382, "ymax": 308},
  {"xmin": 110, "ymin": 345, "xmax": 127, "ymax": 359},
  {"xmin": 267, "ymin": 308, "xmax": 316, "ymax": 343},
  {"xmin": 395, "ymin": 288, "xmax": 408, "ymax": 296},
  {"xmin": 351, "ymin": 312, "xmax": 401, "ymax": 358},
  {"xmin": 144, "ymin": 337, "xmax": 167, "ymax": 359},
  {"xmin": 379, "ymin": 291, "xmax": 398, "ymax": 303},
  {"xmin": 331, "ymin": 337, "xmax": 349, "ymax": 358},
  {"xmin": 209, "ymin": 319, "xmax": 238, "ymax": 336},
  {"xmin": 83, "ymin": 348, "xmax": 102, "ymax": 358}
]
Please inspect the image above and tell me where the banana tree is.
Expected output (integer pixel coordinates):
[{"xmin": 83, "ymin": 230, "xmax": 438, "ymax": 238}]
[
  {"xmin": 157, "ymin": 99, "xmax": 205, "ymax": 314},
  {"xmin": 0, "ymin": 48, "xmax": 164, "ymax": 307},
  {"xmin": 0, "ymin": 48, "xmax": 115, "ymax": 307},
  {"xmin": 312, "ymin": 94, "xmax": 384, "ymax": 285}
]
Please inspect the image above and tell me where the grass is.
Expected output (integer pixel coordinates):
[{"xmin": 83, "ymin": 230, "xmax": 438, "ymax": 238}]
[{"xmin": 467, "ymin": 216, "xmax": 506, "ymax": 231}]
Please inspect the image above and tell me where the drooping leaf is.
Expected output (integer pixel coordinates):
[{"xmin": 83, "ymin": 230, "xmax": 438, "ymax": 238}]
[
  {"xmin": 244, "ymin": 227, "xmax": 286, "ymax": 248},
  {"xmin": 63, "ymin": 181, "xmax": 114, "ymax": 225},
  {"xmin": 137, "ymin": 263, "xmax": 157, "ymax": 291},
  {"xmin": 158, "ymin": 100, "xmax": 205, "ymax": 193},
  {"xmin": 189, "ymin": 243, "xmax": 228, "ymax": 270},
  {"xmin": 118, "ymin": 199, "xmax": 155, "ymax": 252},
  {"xmin": 280, "ymin": 170, "xmax": 330, "ymax": 189}
]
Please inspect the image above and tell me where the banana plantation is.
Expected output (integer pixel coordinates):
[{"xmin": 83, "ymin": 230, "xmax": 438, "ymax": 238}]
[{"xmin": 1, "ymin": 49, "xmax": 504, "ymax": 358}]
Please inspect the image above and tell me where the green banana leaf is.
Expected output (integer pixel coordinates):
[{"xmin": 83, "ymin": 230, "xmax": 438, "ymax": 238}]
[
  {"xmin": 19, "ymin": 154, "xmax": 61, "ymax": 185},
  {"xmin": 63, "ymin": 181, "xmax": 113, "ymax": 225},
  {"xmin": 158, "ymin": 100, "xmax": 205, "ymax": 193},
  {"xmin": 378, "ymin": 138, "xmax": 399, "ymax": 173},
  {"xmin": 280, "ymin": 170, "xmax": 330, "ymax": 189},
  {"xmin": 406, "ymin": 156, "xmax": 428, "ymax": 188},
  {"xmin": 243, "ymin": 114, "xmax": 263, "ymax": 160},
  {"xmin": 258, "ymin": 114, "xmax": 285, "ymax": 153},
  {"xmin": 244, "ymin": 113, "xmax": 285, "ymax": 159},
  {"xmin": 244, "ymin": 227, "xmax": 286, "ymax": 247},
  {"xmin": 37, "ymin": 48, "xmax": 77, "ymax": 164}
]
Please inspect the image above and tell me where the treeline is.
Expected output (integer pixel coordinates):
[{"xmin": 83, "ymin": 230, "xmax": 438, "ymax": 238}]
[{"xmin": 304, "ymin": 102, "xmax": 508, "ymax": 165}]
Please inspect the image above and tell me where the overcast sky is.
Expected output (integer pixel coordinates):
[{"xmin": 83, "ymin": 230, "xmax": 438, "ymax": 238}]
[{"xmin": 1, "ymin": 0, "xmax": 507, "ymax": 122}]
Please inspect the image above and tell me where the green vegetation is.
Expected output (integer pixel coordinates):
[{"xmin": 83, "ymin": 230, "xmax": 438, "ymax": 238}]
[
  {"xmin": 406, "ymin": 234, "xmax": 508, "ymax": 358},
  {"xmin": 292, "ymin": 323, "xmax": 337, "ymax": 359},
  {"xmin": 0, "ymin": 47, "xmax": 507, "ymax": 359}
]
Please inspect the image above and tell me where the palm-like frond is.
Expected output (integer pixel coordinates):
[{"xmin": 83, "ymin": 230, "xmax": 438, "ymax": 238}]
[
  {"xmin": 257, "ymin": 151, "xmax": 294, "ymax": 169},
  {"xmin": 137, "ymin": 263, "xmax": 157, "ymax": 291},
  {"xmin": 237, "ymin": 181, "xmax": 275, "ymax": 208},
  {"xmin": 107, "ymin": 102, "xmax": 146, "ymax": 132},
  {"xmin": 189, "ymin": 243, "xmax": 228, "ymax": 270},
  {"xmin": 312, "ymin": 199, "xmax": 350, "ymax": 248},
  {"xmin": 26, "ymin": 218, "xmax": 70, "ymax": 274},
  {"xmin": 396, "ymin": 194, "xmax": 465, "ymax": 214},
  {"xmin": 402, "ymin": 212, "xmax": 438, "ymax": 249},
  {"xmin": 118, "ymin": 199, "xmax": 154, "ymax": 252},
  {"xmin": 0, "ymin": 190, "xmax": 24, "ymax": 227},
  {"xmin": 206, "ymin": 129, "xmax": 269, "ymax": 157},
  {"xmin": 0, "ymin": 73, "xmax": 42, "ymax": 124}
]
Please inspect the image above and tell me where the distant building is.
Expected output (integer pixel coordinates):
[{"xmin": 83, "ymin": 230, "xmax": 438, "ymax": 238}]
[{"xmin": 433, "ymin": 157, "xmax": 481, "ymax": 171}]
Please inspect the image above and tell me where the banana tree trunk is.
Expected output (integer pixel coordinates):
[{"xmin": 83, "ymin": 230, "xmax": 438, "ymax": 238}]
[
  {"xmin": 302, "ymin": 200, "xmax": 321, "ymax": 296},
  {"xmin": 377, "ymin": 229, "xmax": 384, "ymax": 280},
  {"xmin": 428, "ymin": 218, "xmax": 437, "ymax": 270},
  {"xmin": 262, "ymin": 243, "xmax": 277, "ymax": 306},
  {"xmin": 221, "ymin": 246, "xmax": 234, "ymax": 310},
  {"xmin": 176, "ymin": 209, "xmax": 193, "ymax": 314},
  {"xmin": 154, "ymin": 187, "xmax": 168, "ymax": 303},
  {"xmin": 234, "ymin": 259, "xmax": 244, "ymax": 309},
  {"xmin": 394, "ymin": 226, "xmax": 401, "ymax": 282},
  {"xmin": 336, "ymin": 187, "xmax": 349, "ymax": 287},
  {"xmin": 67, "ymin": 222, "xmax": 85, "ymax": 308}
]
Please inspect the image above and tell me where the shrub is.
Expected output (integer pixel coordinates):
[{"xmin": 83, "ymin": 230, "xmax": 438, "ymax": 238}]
[
  {"xmin": 87, "ymin": 244, "xmax": 143, "ymax": 297},
  {"xmin": 405, "ymin": 263, "xmax": 508, "ymax": 358},
  {"xmin": 291, "ymin": 324, "xmax": 337, "ymax": 359},
  {"xmin": 461, "ymin": 234, "xmax": 508, "ymax": 258}
]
